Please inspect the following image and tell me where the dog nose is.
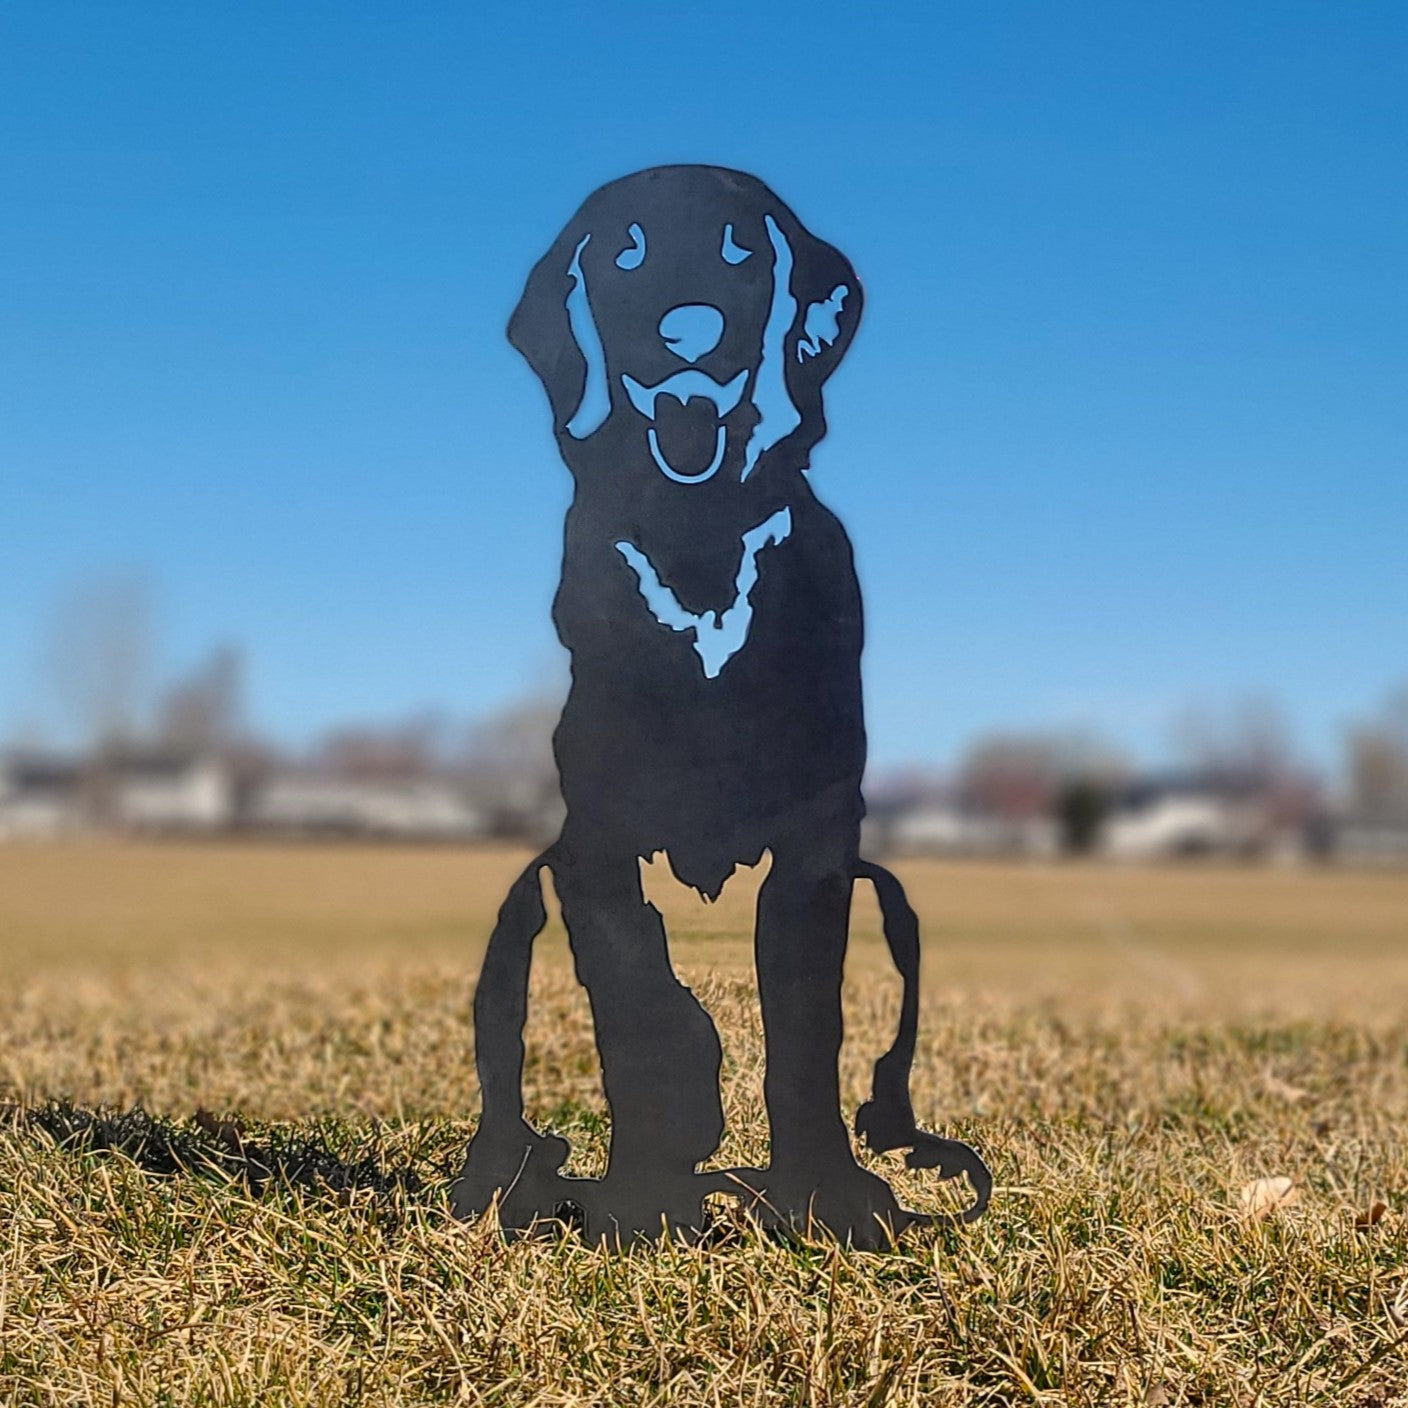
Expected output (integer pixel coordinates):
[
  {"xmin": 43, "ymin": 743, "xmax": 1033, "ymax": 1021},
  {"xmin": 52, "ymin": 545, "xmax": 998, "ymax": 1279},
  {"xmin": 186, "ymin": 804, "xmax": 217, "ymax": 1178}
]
[{"xmin": 658, "ymin": 304, "xmax": 724, "ymax": 364}]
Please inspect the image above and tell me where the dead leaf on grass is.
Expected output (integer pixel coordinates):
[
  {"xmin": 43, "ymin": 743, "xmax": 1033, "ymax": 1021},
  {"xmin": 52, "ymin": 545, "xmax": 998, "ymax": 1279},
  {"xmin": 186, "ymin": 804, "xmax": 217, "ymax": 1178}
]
[
  {"xmin": 1388, "ymin": 1282, "xmax": 1408, "ymax": 1329},
  {"xmin": 1142, "ymin": 1379, "xmax": 1172, "ymax": 1407},
  {"xmin": 1239, "ymin": 1175, "xmax": 1300, "ymax": 1221},
  {"xmin": 1355, "ymin": 1199, "xmax": 1389, "ymax": 1231},
  {"xmin": 1262, "ymin": 1073, "xmax": 1309, "ymax": 1104}
]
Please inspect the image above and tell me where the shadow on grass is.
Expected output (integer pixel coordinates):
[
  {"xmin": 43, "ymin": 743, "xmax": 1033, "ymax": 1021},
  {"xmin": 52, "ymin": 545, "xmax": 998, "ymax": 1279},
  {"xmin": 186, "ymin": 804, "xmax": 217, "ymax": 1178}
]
[
  {"xmin": 7, "ymin": 1102, "xmax": 974, "ymax": 1256},
  {"xmin": 11, "ymin": 1100, "xmax": 434, "ymax": 1215}
]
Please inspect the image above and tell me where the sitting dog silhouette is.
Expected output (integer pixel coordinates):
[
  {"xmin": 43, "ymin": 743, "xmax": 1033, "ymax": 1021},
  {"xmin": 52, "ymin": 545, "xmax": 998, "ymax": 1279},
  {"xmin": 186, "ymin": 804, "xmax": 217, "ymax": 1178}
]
[{"xmin": 451, "ymin": 165, "xmax": 991, "ymax": 1247}]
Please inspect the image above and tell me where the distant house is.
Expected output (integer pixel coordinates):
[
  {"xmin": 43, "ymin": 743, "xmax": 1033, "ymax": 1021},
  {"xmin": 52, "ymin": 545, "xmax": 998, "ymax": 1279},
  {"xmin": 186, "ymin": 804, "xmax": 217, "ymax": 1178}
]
[
  {"xmin": 1333, "ymin": 820, "xmax": 1408, "ymax": 865},
  {"xmin": 111, "ymin": 752, "xmax": 235, "ymax": 832},
  {"xmin": 1101, "ymin": 774, "xmax": 1274, "ymax": 861},
  {"xmin": 0, "ymin": 753, "xmax": 84, "ymax": 838},
  {"xmin": 879, "ymin": 802, "xmax": 1059, "ymax": 859},
  {"xmin": 1, "ymin": 749, "xmax": 241, "ymax": 837},
  {"xmin": 250, "ymin": 774, "xmax": 486, "ymax": 839}
]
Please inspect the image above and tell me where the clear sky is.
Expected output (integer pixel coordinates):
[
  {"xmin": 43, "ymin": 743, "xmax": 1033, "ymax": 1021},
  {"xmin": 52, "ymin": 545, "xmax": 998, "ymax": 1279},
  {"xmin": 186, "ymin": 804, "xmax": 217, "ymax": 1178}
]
[{"xmin": 2, "ymin": 2, "xmax": 1404, "ymax": 770}]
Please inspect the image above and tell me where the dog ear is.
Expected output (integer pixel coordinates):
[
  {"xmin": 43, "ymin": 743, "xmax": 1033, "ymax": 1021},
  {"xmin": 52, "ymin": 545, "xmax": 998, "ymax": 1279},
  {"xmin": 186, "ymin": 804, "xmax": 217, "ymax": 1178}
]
[
  {"xmin": 786, "ymin": 226, "xmax": 863, "ymax": 391},
  {"xmin": 768, "ymin": 214, "xmax": 863, "ymax": 468},
  {"xmin": 508, "ymin": 218, "xmax": 610, "ymax": 439}
]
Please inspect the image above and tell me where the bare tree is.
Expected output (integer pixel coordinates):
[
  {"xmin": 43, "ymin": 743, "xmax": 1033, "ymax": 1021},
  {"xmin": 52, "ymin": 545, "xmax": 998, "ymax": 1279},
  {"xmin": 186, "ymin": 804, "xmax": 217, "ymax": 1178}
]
[
  {"xmin": 156, "ymin": 645, "xmax": 245, "ymax": 754},
  {"xmin": 314, "ymin": 710, "xmax": 452, "ymax": 781},
  {"xmin": 1347, "ymin": 688, "xmax": 1408, "ymax": 824},
  {"xmin": 1170, "ymin": 696, "xmax": 1321, "ymax": 835},
  {"xmin": 958, "ymin": 729, "xmax": 1127, "ymax": 818},
  {"xmin": 1170, "ymin": 696, "xmax": 1296, "ymax": 785},
  {"xmin": 460, "ymin": 693, "xmax": 563, "ymax": 839},
  {"xmin": 957, "ymin": 734, "xmax": 1059, "ymax": 822},
  {"xmin": 41, "ymin": 573, "xmax": 154, "ymax": 750},
  {"xmin": 955, "ymin": 728, "xmax": 1130, "ymax": 854}
]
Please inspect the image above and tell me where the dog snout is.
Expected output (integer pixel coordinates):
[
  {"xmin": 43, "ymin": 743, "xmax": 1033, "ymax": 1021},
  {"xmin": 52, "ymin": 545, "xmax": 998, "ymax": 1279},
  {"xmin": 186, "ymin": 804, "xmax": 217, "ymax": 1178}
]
[{"xmin": 659, "ymin": 304, "xmax": 724, "ymax": 364}]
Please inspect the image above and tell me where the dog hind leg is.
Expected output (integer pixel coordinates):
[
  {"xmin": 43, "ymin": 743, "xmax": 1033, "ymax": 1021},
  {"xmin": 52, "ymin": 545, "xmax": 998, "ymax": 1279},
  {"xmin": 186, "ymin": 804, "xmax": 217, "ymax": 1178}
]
[{"xmin": 736, "ymin": 837, "xmax": 914, "ymax": 1248}]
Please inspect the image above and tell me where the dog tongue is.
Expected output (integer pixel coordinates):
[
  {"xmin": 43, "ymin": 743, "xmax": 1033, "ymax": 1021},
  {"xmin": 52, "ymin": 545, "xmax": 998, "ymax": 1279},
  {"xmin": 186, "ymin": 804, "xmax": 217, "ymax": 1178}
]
[{"xmin": 653, "ymin": 396, "xmax": 720, "ymax": 479}]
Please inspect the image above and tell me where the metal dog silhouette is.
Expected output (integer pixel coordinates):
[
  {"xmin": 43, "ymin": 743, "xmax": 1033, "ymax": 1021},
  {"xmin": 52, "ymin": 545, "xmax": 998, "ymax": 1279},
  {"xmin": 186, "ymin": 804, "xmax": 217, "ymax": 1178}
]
[{"xmin": 451, "ymin": 165, "xmax": 991, "ymax": 1247}]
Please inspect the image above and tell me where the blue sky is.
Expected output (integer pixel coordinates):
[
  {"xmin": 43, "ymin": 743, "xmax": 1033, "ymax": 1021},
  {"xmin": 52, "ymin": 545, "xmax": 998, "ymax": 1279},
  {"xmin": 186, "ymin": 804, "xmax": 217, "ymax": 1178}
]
[{"xmin": 2, "ymin": 2, "xmax": 1404, "ymax": 769}]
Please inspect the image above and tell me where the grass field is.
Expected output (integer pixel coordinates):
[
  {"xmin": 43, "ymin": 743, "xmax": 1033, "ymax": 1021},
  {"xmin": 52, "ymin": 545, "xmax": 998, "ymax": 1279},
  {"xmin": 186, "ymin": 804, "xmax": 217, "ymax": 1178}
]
[{"xmin": 2, "ymin": 842, "xmax": 1406, "ymax": 1405}]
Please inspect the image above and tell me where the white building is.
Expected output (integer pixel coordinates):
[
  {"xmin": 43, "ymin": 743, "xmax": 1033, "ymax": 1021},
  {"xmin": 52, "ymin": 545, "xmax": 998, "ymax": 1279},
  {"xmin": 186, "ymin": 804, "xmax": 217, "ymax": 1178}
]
[
  {"xmin": 250, "ymin": 774, "xmax": 486, "ymax": 839},
  {"xmin": 0, "ymin": 755, "xmax": 84, "ymax": 838},
  {"xmin": 113, "ymin": 754, "xmax": 235, "ymax": 831},
  {"xmin": 885, "ymin": 803, "xmax": 1059, "ymax": 858},
  {"xmin": 1101, "ymin": 779, "xmax": 1267, "ymax": 861}
]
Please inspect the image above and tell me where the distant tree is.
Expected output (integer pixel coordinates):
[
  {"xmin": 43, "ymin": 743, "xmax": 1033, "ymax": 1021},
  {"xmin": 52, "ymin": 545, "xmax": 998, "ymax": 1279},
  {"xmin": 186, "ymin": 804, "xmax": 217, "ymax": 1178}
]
[
  {"xmin": 459, "ymin": 693, "xmax": 564, "ymax": 840},
  {"xmin": 1170, "ymin": 696, "xmax": 1322, "ymax": 835},
  {"xmin": 315, "ymin": 711, "xmax": 452, "ymax": 781},
  {"xmin": 1054, "ymin": 777, "xmax": 1109, "ymax": 854},
  {"xmin": 1347, "ymin": 688, "xmax": 1408, "ymax": 824},
  {"xmin": 156, "ymin": 646, "xmax": 245, "ymax": 754},
  {"xmin": 958, "ymin": 728, "xmax": 1129, "ymax": 839},
  {"xmin": 1171, "ymin": 696, "xmax": 1301, "ymax": 785},
  {"xmin": 41, "ymin": 573, "xmax": 154, "ymax": 750},
  {"xmin": 957, "ymin": 734, "xmax": 1058, "ymax": 822}
]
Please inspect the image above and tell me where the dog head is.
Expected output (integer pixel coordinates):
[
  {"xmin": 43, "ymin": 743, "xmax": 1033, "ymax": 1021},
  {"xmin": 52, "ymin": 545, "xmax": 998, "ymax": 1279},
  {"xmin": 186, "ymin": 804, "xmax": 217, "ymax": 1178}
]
[{"xmin": 509, "ymin": 166, "xmax": 861, "ymax": 487}]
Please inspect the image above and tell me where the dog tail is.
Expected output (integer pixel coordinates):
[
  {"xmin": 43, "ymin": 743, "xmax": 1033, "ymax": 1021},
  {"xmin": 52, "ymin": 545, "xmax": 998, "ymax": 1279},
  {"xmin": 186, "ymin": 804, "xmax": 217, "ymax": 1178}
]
[{"xmin": 852, "ymin": 857, "xmax": 993, "ymax": 1222}]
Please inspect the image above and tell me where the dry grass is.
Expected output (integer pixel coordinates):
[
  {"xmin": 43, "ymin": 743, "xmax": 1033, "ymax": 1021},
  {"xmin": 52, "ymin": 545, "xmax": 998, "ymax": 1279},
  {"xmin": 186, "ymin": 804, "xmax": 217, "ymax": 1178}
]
[{"xmin": 2, "ymin": 841, "xmax": 1406, "ymax": 1405}]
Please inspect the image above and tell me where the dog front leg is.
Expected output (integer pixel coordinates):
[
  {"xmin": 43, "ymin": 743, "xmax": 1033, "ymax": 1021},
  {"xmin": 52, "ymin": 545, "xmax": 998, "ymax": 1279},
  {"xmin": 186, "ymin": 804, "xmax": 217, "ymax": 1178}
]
[{"xmin": 551, "ymin": 843, "xmax": 724, "ymax": 1242}]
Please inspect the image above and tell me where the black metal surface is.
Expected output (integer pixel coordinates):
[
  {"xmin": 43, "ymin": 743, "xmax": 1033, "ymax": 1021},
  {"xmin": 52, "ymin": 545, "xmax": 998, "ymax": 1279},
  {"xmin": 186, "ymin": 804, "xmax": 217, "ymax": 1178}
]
[{"xmin": 451, "ymin": 166, "xmax": 990, "ymax": 1248}]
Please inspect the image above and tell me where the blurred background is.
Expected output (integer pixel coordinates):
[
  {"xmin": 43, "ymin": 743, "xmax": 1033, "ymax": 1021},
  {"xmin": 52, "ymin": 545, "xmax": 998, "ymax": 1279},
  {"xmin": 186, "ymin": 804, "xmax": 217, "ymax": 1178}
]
[{"xmin": 2, "ymin": 2, "xmax": 1405, "ymax": 868}]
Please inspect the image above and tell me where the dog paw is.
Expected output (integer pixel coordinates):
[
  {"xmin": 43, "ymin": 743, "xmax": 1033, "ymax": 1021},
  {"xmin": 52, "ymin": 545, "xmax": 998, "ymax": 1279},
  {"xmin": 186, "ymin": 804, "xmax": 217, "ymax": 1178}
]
[
  {"xmin": 728, "ymin": 1162, "xmax": 916, "ymax": 1250},
  {"xmin": 570, "ymin": 1172, "xmax": 716, "ymax": 1249},
  {"xmin": 450, "ymin": 1121, "xmax": 572, "ymax": 1232}
]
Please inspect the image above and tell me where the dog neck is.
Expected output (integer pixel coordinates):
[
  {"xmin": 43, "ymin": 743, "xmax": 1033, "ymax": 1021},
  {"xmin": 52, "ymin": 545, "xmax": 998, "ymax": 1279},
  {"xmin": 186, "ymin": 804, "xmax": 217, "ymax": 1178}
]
[{"xmin": 615, "ymin": 506, "xmax": 793, "ymax": 679}]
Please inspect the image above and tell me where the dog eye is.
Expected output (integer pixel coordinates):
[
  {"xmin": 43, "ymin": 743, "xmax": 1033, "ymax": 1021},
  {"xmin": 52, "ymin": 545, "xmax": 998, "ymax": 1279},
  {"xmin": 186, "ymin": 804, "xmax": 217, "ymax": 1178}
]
[
  {"xmin": 615, "ymin": 223, "xmax": 646, "ymax": 270},
  {"xmin": 721, "ymin": 224, "xmax": 752, "ymax": 264}
]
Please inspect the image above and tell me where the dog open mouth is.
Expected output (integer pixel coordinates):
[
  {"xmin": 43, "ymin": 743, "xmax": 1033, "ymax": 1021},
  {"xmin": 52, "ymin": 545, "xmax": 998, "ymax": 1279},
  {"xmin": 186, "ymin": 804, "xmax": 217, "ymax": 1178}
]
[{"xmin": 622, "ymin": 369, "xmax": 748, "ymax": 484}]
